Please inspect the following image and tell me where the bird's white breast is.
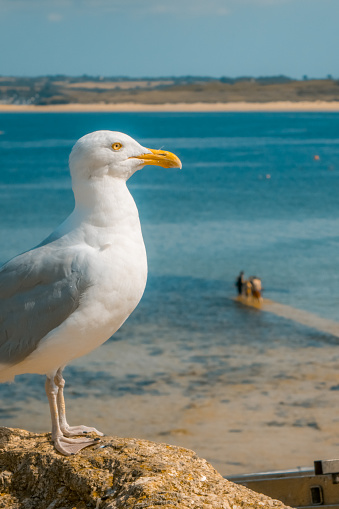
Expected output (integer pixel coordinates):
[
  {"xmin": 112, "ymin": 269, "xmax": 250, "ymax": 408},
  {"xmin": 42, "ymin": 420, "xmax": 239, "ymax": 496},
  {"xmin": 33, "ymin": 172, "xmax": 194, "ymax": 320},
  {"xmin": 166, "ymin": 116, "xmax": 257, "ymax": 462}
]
[
  {"xmin": 83, "ymin": 221, "xmax": 148, "ymax": 331},
  {"xmin": 15, "ymin": 180, "xmax": 148, "ymax": 376}
]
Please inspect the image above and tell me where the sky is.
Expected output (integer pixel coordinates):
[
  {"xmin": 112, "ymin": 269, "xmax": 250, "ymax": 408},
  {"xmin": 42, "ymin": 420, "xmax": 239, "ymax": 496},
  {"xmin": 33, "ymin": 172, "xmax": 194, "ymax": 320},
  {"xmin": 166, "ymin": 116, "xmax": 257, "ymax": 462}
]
[{"xmin": 0, "ymin": 0, "xmax": 338, "ymax": 78}]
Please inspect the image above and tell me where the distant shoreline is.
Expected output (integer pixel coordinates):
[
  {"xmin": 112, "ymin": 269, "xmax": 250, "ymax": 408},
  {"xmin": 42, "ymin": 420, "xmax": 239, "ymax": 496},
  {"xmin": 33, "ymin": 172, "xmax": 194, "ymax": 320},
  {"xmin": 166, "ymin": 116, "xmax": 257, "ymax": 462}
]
[{"xmin": 1, "ymin": 101, "xmax": 339, "ymax": 113}]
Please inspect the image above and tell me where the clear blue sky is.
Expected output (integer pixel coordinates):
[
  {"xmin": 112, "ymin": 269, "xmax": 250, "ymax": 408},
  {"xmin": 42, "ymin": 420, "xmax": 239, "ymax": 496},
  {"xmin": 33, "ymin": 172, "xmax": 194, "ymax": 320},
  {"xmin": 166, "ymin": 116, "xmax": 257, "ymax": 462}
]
[{"xmin": 0, "ymin": 0, "xmax": 338, "ymax": 78}]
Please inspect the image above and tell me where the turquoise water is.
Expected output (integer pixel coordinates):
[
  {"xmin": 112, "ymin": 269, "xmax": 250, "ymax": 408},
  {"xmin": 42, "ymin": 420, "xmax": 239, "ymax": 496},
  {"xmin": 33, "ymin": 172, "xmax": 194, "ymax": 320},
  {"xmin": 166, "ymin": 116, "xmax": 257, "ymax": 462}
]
[
  {"xmin": 1, "ymin": 112, "xmax": 338, "ymax": 319},
  {"xmin": 0, "ymin": 112, "xmax": 339, "ymax": 444}
]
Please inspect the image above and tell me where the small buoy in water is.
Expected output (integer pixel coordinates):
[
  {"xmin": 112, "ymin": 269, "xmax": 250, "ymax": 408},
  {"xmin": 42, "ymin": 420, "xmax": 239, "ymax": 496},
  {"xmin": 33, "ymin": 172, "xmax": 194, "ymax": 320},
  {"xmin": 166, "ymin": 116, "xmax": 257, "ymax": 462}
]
[
  {"xmin": 265, "ymin": 174, "xmax": 271, "ymax": 179},
  {"xmin": 314, "ymin": 155, "xmax": 320, "ymax": 161}
]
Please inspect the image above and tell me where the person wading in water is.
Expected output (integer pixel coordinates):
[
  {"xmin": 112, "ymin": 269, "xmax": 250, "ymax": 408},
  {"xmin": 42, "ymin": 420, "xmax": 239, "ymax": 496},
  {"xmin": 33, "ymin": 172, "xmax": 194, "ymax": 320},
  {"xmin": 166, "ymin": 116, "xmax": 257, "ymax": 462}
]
[{"xmin": 235, "ymin": 271, "xmax": 245, "ymax": 296}]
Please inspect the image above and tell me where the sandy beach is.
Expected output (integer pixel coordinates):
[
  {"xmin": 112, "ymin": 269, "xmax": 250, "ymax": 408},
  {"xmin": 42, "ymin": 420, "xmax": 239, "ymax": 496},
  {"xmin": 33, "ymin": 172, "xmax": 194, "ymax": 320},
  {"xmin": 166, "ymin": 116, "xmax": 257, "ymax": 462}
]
[
  {"xmin": 1, "ymin": 101, "xmax": 339, "ymax": 113},
  {"xmin": 2, "ymin": 299, "xmax": 339, "ymax": 478}
]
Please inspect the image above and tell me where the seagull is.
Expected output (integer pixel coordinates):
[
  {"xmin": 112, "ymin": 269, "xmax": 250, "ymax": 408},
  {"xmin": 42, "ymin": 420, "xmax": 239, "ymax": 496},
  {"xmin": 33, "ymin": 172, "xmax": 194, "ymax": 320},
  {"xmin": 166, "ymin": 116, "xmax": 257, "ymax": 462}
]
[{"xmin": 0, "ymin": 130, "xmax": 182, "ymax": 455}]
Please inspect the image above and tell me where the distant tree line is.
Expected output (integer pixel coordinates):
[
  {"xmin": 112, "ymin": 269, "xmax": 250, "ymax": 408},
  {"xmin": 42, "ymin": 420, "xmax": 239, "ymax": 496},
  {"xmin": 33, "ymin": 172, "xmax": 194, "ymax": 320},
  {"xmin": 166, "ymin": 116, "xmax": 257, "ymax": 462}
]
[{"xmin": 0, "ymin": 75, "xmax": 338, "ymax": 105}]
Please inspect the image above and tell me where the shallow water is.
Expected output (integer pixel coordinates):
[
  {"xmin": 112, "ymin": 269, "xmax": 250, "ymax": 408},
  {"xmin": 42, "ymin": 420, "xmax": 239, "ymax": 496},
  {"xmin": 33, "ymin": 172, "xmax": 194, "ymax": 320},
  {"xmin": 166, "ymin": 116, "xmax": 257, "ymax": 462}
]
[{"xmin": 0, "ymin": 112, "xmax": 339, "ymax": 474}]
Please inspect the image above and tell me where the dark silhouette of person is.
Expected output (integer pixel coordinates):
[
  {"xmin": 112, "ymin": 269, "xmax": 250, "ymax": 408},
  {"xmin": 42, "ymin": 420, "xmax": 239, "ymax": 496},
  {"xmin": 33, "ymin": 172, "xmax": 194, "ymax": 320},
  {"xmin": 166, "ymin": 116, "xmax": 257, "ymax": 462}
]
[{"xmin": 235, "ymin": 271, "xmax": 244, "ymax": 296}]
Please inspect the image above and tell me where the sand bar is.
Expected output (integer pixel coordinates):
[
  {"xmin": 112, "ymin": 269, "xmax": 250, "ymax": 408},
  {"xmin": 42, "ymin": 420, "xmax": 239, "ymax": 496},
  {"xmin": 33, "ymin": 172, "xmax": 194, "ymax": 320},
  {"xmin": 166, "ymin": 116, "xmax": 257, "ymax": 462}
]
[
  {"xmin": 1, "ymin": 101, "xmax": 339, "ymax": 113},
  {"xmin": 233, "ymin": 296, "xmax": 339, "ymax": 338}
]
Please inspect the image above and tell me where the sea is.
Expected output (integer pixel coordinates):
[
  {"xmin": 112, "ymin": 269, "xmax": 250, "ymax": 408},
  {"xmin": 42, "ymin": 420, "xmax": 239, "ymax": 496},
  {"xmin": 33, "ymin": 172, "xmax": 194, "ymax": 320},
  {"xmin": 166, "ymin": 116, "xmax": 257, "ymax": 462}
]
[{"xmin": 0, "ymin": 111, "xmax": 339, "ymax": 474}]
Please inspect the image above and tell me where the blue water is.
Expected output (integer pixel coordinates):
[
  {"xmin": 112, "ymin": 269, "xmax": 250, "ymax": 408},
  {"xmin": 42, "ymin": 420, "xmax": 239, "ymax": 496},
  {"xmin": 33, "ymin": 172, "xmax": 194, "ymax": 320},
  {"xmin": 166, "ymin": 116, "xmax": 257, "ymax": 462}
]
[
  {"xmin": 1, "ymin": 112, "xmax": 339, "ymax": 471},
  {"xmin": 1, "ymin": 112, "xmax": 338, "ymax": 320}
]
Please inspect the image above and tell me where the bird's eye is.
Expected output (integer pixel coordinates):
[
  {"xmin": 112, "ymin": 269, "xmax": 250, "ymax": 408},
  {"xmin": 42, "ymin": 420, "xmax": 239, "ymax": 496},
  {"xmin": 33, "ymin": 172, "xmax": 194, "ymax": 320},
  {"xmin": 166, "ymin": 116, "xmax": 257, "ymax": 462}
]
[{"xmin": 112, "ymin": 143, "xmax": 122, "ymax": 151}]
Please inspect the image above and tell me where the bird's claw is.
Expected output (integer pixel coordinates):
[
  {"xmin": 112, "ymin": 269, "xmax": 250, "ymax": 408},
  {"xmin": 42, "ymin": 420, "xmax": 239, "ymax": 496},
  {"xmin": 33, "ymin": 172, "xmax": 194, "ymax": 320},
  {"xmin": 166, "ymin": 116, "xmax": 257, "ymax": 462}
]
[
  {"xmin": 61, "ymin": 424, "xmax": 104, "ymax": 437},
  {"xmin": 54, "ymin": 435, "xmax": 100, "ymax": 456}
]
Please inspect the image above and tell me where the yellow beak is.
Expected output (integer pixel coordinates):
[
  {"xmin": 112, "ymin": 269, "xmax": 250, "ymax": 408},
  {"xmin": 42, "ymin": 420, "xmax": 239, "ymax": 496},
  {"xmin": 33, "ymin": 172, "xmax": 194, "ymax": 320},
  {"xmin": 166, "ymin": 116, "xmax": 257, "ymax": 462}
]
[{"xmin": 132, "ymin": 148, "xmax": 182, "ymax": 169}]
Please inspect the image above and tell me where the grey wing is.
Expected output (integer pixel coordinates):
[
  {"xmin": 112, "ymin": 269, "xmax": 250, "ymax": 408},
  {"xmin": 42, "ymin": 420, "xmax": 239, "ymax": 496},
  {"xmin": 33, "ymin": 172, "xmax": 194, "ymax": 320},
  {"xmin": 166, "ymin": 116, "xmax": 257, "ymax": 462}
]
[{"xmin": 0, "ymin": 246, "xmax": 90, "ymax": 367}]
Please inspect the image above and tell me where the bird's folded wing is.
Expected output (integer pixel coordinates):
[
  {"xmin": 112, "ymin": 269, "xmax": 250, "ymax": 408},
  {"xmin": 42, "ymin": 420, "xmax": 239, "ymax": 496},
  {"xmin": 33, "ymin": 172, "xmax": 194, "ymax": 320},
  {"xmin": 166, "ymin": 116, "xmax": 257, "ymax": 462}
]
[{"xmin": 0, "ymin": 246, "xmax": 90, "ymax": 366}]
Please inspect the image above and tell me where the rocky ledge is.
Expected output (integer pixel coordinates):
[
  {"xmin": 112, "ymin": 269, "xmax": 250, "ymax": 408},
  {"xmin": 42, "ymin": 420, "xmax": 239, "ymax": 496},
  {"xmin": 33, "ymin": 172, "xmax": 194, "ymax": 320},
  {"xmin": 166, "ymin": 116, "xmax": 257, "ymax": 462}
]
[{"xmin": 0, "ymin": 427, "xmax": 292, "ymax": 509}]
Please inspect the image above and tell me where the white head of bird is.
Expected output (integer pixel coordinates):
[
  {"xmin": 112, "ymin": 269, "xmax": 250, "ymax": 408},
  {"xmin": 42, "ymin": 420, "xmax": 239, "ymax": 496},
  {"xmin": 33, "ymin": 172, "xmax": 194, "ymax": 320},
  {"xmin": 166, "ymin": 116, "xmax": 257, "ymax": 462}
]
[{"xmin": 69, "ymin": 130, "xmax": 182, "ymax": 182}]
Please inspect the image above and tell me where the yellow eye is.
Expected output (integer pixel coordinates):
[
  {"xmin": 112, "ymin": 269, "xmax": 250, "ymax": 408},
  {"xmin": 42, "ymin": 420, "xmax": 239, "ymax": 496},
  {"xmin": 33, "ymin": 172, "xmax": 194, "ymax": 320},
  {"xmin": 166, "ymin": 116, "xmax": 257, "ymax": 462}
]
[{"xmin": 112, "ymin": 142, "xmax": 122, "ymax": 151}]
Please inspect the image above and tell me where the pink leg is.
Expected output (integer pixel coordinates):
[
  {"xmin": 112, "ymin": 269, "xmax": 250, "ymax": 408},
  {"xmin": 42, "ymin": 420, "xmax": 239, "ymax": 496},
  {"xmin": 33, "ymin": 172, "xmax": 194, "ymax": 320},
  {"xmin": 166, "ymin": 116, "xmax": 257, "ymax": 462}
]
[
  {"xmin": 45, "ymin": 374, "xmax": 100, "ymax": 456},
  {"xmin": 55, "ymin": 368, "xmax": 104, "ymax": 437}
]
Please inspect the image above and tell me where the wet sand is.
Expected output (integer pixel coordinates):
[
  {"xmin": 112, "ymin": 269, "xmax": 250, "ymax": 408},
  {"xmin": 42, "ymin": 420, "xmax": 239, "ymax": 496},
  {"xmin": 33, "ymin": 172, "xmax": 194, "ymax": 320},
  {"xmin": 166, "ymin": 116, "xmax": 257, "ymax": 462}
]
[
  {"xmin": 234, "ymin": 296, "xmax": 339, "ymax": 339},
  {"xmin": 2, "ymin": 101, "xmax": 339, "ymax": 112},
  {"xmin": 2, "ymin": 299, "xmax": 339, "ymax": 478}
]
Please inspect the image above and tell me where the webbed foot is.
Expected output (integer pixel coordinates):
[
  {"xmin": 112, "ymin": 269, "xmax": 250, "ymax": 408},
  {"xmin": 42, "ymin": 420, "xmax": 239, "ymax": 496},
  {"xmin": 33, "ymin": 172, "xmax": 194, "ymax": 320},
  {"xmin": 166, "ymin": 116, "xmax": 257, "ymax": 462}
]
[
  {"xmin": 61, "ymin": 424, "xmax": 104, "ymax": 437},
  {"xmin": 53, "ymin": 435, "xmax": 101, "ymax": 456}
]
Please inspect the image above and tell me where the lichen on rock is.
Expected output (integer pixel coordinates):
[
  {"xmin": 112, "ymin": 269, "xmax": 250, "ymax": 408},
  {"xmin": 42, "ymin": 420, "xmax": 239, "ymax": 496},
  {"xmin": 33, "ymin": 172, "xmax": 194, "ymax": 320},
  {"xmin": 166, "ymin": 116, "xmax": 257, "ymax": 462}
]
[{"xmin": 0, "ymin": 427, "xmax": 292, "ymax": 508}]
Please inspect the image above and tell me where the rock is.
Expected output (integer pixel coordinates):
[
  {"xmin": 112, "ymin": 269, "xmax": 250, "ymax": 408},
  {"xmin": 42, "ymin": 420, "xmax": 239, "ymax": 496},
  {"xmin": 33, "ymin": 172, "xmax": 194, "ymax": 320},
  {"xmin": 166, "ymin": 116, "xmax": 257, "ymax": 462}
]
[{"xmin": 0, "ymin": 427, "xmax": 292, "ymax": 509}]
